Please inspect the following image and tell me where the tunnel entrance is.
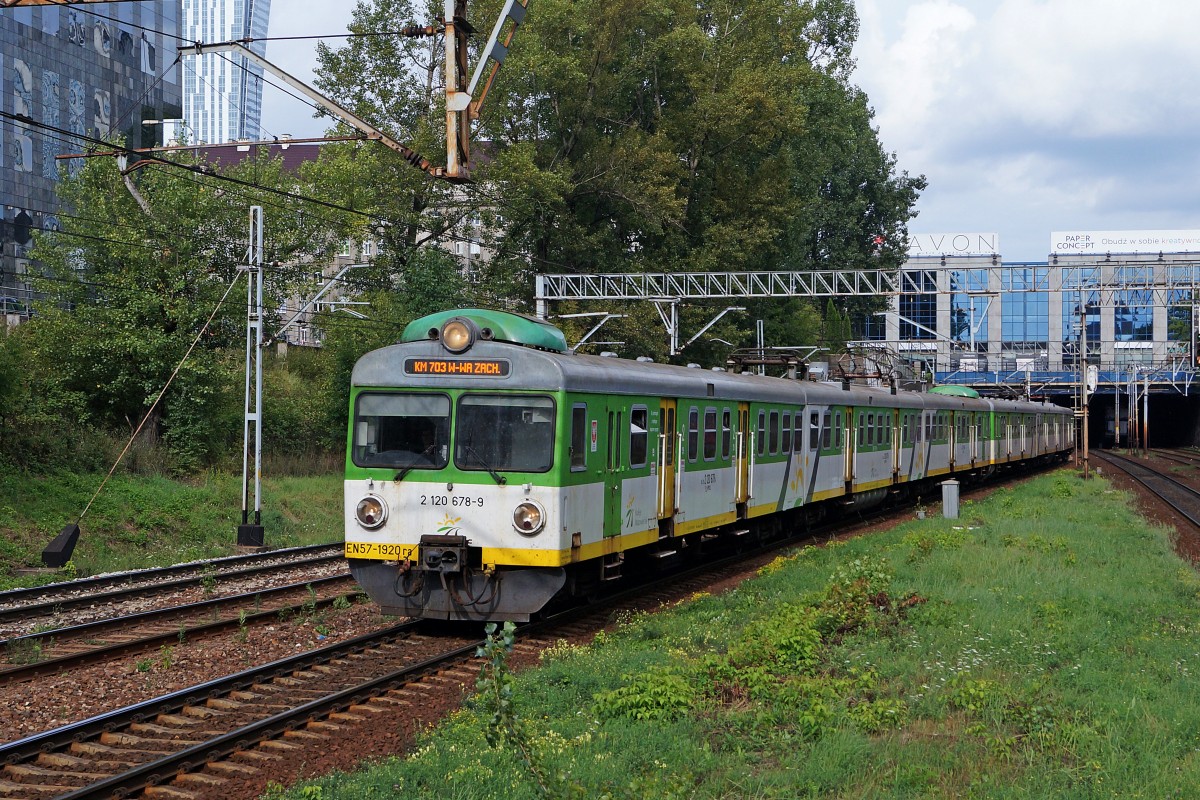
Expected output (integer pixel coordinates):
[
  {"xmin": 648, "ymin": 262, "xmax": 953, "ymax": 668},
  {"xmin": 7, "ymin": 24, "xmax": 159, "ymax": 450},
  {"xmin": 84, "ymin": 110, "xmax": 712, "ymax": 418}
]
[{"xmin": 1086, "ymin": 392, "xmax": 1200, "ymax": 449}]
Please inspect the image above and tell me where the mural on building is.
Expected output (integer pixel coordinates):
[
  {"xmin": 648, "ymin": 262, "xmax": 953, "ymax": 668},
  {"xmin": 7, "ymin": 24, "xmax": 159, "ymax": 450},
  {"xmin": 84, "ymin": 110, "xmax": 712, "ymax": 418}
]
[
  {"xmin": 92, "ymin": 88, "xmax": 110, "ymax": 139},
  {"xmin": 42, "ymin": 70, "xmax": 60, "ymax": 180},
  {"xmin": 68, "ymin": 78, "xmax": 85, "ymax": 176}
]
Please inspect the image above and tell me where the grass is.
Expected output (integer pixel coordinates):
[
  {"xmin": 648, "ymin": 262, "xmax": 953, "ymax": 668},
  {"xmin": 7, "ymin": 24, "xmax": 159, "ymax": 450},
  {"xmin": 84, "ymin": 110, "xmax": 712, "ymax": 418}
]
[
  {"xmin": 266, "ymin": 468, "xmax": 1200, "ymax": 799},
  {"xmin": 0, "ymin": 470, "xmax": 344, "ymax": 588}
]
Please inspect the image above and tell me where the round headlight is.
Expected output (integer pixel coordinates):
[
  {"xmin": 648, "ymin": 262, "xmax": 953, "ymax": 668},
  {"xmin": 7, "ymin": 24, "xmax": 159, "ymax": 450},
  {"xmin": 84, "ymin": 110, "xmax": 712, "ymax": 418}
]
[
  {"xmin": 512, "ymin": 501, "xmax": 546, "ymax": 536},
  {"xmin": 441, "ymin": 319, "xmax": 475, "ymax": 353},
  {"xmin": 356, "ymin": 495, "xmax": 388, "ymax": 529}
]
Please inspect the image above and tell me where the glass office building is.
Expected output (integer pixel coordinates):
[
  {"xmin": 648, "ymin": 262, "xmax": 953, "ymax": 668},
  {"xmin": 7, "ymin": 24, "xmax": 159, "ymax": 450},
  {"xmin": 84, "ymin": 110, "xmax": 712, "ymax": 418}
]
[
  {"xmin": 874, "ymin": 235, "xmax": 1200, "ymax": 385},
  {"xmin": 180, "ymin": 0, "xmax": 271, "ymax": 144},
  {"xmin": 1, "ymin": 2, "xmax": 182, "ymax": 309}
]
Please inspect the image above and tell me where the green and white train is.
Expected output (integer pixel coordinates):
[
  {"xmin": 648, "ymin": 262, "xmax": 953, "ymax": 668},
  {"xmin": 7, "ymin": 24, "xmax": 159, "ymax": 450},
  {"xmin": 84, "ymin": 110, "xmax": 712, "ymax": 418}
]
[{"xmin": 345, "ymin": 308, "xmax": 1074, "ymax": 621}]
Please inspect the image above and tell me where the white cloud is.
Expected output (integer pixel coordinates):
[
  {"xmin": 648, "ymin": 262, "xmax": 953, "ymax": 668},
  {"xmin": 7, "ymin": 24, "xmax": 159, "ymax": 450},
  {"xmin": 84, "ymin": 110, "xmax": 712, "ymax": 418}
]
[{"xmin": 854, "ymin": 0, "xmax": 1200, "ymax": 259}]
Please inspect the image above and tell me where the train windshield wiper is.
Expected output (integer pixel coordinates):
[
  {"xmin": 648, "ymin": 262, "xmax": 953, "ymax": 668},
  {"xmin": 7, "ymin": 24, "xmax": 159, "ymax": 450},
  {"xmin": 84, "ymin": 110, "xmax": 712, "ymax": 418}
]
[
  {"xmin": 460, "ymin": 443, "xmax": 507, "ymax": 485},
  {"xmin": 394, "ymin": 444, "xmax": 438, "ymax": 483}
]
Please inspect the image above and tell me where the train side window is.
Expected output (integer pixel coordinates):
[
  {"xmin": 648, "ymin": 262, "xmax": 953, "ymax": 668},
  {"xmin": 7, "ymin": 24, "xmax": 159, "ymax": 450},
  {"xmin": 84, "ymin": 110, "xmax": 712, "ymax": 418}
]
[
  {"xmin": 857, "ymin": 414, "xmax": 865, "ymax": 446},
  {"xmin": 757, "ymin": 410, "xmax": 766, "ymax": 456},
  {"xmin": 809, "ymin": 411, "xmax": 820, "ymax": 449},
  {"xmin": 570, "ymin": 404, "xmax": 587, "ymax": 471},
  {"xmin": 866, "ymin": 413, "xmax": 875, "ymax": 446},
  {"xmin": 835, "ymin": 411, "xmax": 843, "ymax": 448},
  {"xmin": 629, "ymin": 406, "xmax": 648, "ymax": 468},
  {"xmin": 703, "ymin": 408, "xmax": 718, "ymax": 461},
  {"xmin": 822, "ymin": 411, "xmax": 832, "ymax": 449},
  {"xmin": 767, "ymin": 411, "xmax": 779, "ymax": 454},
  {"xmin": 721, "ymin": 409, "xmax": 732, "ymax": 460},
  {"xmin": 902, "ymin": 413, "xmax": 910, "ymax": 445},
  {"xmin": 781, "ymin": 412, "xmax": 793, "ymax": 453},
  {"xmin": 688, "ymin": 407, "xmax": 700, "ymax": 462},
  {"xmin": 876, "ymin": 413, "xmax": 886, "ymax": 444}
]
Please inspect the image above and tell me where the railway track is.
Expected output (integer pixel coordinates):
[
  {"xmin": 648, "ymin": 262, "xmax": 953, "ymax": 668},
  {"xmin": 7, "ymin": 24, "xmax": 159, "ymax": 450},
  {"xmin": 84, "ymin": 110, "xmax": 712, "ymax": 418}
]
[
  {"xmin": 0, "ymin": 544, "xmax": 346, "ymax": 638},
  {"xmin": 1149, "ymin": 447, "xmax": 1200, "ymax": 468},
  {"xmin": 1093, "ymin": 450, "xmax": 1200, "ymax": 528},
  {"xmin": 0, "ymin": 575, "xmax": 363, "ymax": 686}
]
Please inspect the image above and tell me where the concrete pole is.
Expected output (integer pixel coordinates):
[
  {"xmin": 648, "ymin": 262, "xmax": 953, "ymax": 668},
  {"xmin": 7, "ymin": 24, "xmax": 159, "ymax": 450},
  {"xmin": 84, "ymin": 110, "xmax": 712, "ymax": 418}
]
[
  {"xmin": 1143, "ymin": 375, "xmax": 1150, "ymax": 456},
  {"xmin": 1080, "ymin": 301, "xmax": 1089, "ymax": 479},
  {"xmin": 239, "ymin": 206, "xmax": 265, "ymax": 547},
  {"xmin": 1114, "ymin": 364, "xmax": 1120, "ymax": 449}
]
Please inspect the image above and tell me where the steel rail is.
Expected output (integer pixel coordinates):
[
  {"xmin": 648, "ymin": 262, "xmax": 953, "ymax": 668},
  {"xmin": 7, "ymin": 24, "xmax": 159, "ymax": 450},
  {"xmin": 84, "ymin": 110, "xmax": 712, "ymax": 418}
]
[
  {"xmin": 1094, "ymin": 451, "xmax": 1200, "ymax": 528},
  {"xmin": 0, "ymin": 619, "xmax": 425, "ymax": 766},
  {"xmin": 0, "ymin": 543, "xmax": 344, "ymax": 623},
  {"xmin": 0, "ymin": 574, "xmax": 358, "ymax": 685}
]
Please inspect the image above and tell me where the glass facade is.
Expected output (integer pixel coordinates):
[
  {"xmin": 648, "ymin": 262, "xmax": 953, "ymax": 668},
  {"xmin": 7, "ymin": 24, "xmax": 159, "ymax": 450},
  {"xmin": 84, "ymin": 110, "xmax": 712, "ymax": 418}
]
[
  {"xmin": 180, "ymin": 0, "xmax": 271, "ymax": 143},
  {"xmin": 1, "ymin": 3, "xmax": 182, "ymax": 304},
  {"xmin": 1114, "ymin": 290, "xmax": 1154, "ymax": 341},
  {"xmin": 884, "ymin": 254, "xmax": 1200, "ymax": 379},
  {"xmin": 899, "ymin": 270, "xmax": 936, "ymax": 340},
  {"xmin": 950, "ymin": 268, "xmax": 989, "ymax": 348}
]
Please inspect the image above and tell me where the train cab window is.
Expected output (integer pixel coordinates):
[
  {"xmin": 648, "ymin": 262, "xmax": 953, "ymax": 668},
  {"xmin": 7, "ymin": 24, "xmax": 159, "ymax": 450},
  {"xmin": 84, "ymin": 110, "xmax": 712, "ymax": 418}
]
[
  {"xmin": 688, "ymin": 407, "xmax": 700, "ymax": 462},
  {"xmin": 822, "ymin": 411, "xmax": 832, "ymax": 449},
  {"xmin": 352, "ymin": 392, "xmax": 450, "ymax": 469},
  {"xmin": 757, "ymin": 411, "xmax": 767, "ymax": 456},
  {"xmin": 456, "ymin": 394, "xmax": 555, "ymax": 473},
  {"xmin": 570, "ymin": 404, "xmax": 588, "ymax": 471},
  {"xmin": 629, "ymin": 406, "xmax": 649, "ymax": 468},
  {"xmin": 721, "ymin": 409, "xmax": 732, "ymax": 460},
  {"xmin": 769, "ymin": 411, "xmax": 780, "ymax": 454},
  {"xmin": 703, "ymin": 408, "xmax": 718, "ymax": 461},
  {"xmin": 781, "ymin": 412, "xmax": 793, "ymax": 453}
]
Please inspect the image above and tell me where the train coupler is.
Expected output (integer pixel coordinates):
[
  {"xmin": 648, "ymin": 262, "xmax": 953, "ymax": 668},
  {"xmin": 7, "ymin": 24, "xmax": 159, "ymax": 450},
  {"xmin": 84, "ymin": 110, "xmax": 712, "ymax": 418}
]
[{"xmin": 418, "ymin": 534, "xmax": 470, "ymax": 574}]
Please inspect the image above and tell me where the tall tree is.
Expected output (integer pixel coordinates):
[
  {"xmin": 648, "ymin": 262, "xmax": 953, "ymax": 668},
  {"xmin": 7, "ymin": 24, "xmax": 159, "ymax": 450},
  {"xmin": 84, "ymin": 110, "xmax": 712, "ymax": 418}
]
[
  {"xmin": 305, "ymin": 0, "xmax": 924, "ymax": 357},
  {"xmin": 26, "ymin": 149, "xmax": 337, "ymax": 469}
]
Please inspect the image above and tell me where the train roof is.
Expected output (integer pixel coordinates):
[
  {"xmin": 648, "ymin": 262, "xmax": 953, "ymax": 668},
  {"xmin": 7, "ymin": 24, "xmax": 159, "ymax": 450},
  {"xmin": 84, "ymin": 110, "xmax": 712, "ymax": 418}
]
[
  {"xmin": 354, "ymin": 309, "xmax": 1068, "ymax": 414},
  {"xmin": 352, "ymin": 337, "xmax": 1068, "ymax": 414}
]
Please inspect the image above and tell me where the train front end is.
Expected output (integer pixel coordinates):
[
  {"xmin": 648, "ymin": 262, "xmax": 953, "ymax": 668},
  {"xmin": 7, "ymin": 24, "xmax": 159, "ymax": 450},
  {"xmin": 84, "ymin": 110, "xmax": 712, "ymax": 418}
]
[{"xmin": 344, "ymin": 310, "xmax": 571, "ymax": 622}]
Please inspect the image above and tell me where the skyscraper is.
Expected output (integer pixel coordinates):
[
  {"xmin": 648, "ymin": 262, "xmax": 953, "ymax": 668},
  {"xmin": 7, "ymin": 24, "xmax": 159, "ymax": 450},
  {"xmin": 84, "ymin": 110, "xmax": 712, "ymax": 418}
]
[
  {"xmin": 180, "ymin": 0, "xmax": 271, "ymax": 145},
  {"xmin": 1, "ymin": 1, "xmax": 183, "ymax": 309}
]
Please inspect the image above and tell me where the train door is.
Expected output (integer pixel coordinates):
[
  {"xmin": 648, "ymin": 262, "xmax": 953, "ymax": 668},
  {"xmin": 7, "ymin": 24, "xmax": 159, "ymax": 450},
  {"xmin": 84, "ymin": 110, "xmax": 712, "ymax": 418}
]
[
  {"xmin": 897, "ymin": 410, "xmax": 911, "ymax": 481},
  {"xmin": 948, "ymin": 411, "xmax": 957, "ymax": 472},
  {"xmin": 735, "ymin": 402, "xmax": 750, "ymax": 516},
  {"xmin": 844, "ymin": 408, "xmax": 856, "ymax": 491},
  {"xmin": 657, "ymin": 399, "xmax": 678, "ymax": 525},
  {"xmin": 964, "ymin": 412, "xmax": 974, "ymax": 470},
  {"xmin": 603, "ymin": 400, "xmax": 625, "ymax": 538},
  {"xmin": 891, "ymin": 409, "xmax": 901, "ymax": 482}
]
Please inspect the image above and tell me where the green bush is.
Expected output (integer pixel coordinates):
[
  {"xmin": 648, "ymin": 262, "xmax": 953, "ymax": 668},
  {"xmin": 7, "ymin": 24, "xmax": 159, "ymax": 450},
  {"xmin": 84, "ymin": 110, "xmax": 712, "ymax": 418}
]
[{"xmin": 593, "ymin": 667, "xmax": 697, "ymax": 722}]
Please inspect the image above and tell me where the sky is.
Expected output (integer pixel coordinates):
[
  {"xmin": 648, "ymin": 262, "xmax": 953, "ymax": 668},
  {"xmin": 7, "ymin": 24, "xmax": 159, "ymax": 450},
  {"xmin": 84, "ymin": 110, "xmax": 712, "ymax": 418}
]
[{"xmin": 261, "ymin": 0, "xmax": 1200, "ymax": 262}]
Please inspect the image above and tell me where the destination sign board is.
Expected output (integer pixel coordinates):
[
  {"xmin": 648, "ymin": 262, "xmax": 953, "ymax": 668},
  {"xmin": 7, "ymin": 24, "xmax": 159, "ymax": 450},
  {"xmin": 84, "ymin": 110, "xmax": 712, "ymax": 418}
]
[{"xmin": 404, "ymin": 358, "xmax": 511, "ymax": 377}]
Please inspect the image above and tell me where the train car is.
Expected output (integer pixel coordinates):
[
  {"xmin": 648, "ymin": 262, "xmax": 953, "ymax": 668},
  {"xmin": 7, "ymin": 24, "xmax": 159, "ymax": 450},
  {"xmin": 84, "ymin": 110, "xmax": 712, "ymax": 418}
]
[{"xmin": 345, "ymin": 309, "xmax": 1074, "ymax": 621}]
